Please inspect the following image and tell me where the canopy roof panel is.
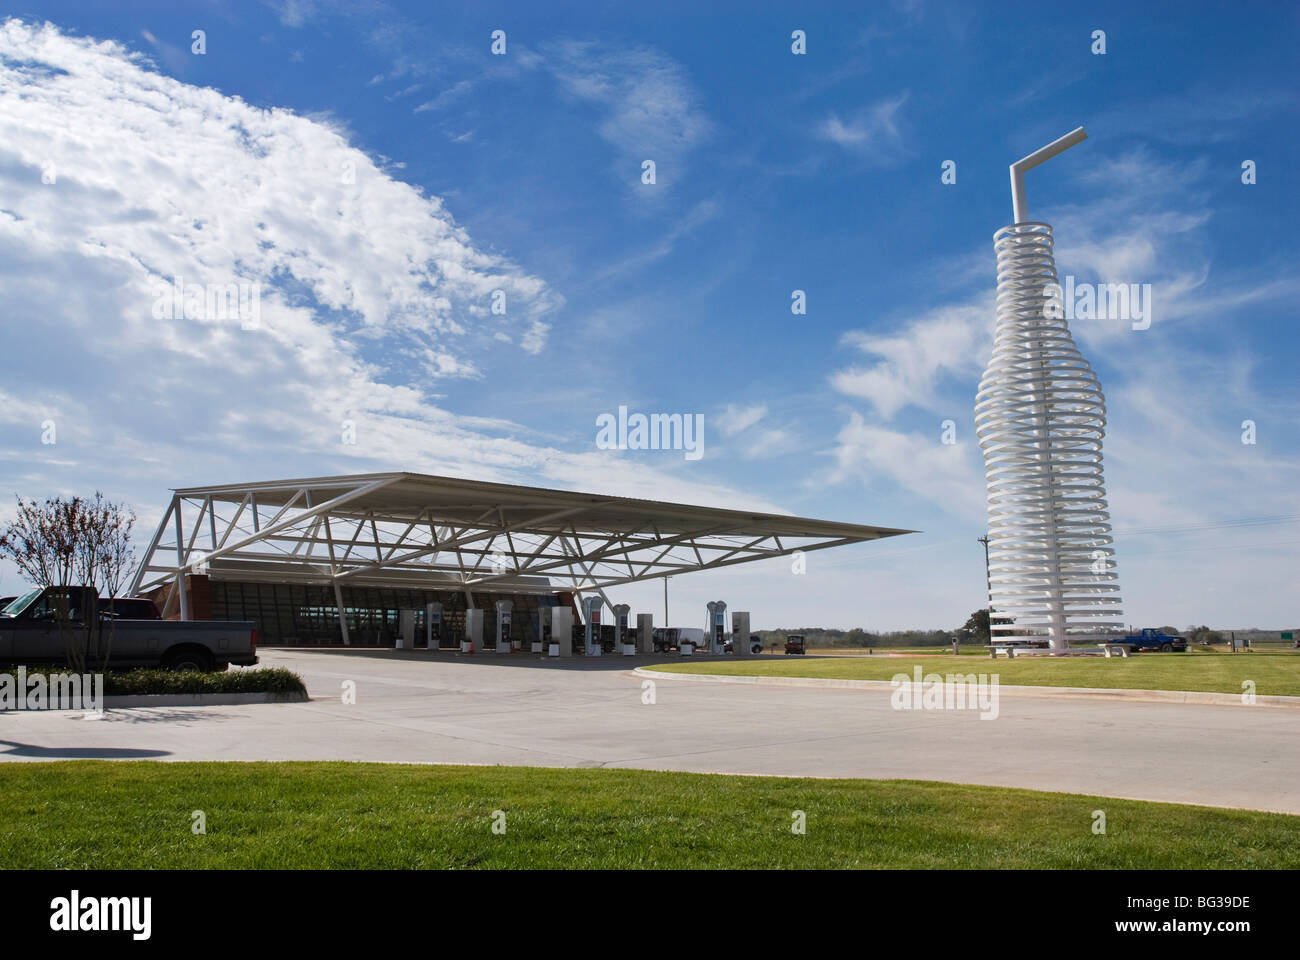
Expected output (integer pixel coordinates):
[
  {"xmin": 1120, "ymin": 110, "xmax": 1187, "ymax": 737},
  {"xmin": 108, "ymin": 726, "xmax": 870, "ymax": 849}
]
[{"xmin": 132, "ymin": 472, "xmax": 915, "ymax": 600}]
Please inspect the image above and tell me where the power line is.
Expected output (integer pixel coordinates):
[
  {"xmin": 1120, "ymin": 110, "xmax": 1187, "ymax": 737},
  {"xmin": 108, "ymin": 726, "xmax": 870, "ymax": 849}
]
[
  {"xmin": 1121, "ymin": 537, "xmax": 1300, "ymax": 558},
  {"xmin": 1113, "ymin": 515, "xmax": 1300, "ymax": 537}
]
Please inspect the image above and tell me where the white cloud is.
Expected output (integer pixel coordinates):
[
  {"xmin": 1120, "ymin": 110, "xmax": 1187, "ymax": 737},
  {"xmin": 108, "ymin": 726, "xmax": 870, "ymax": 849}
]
[
  {"xmin": 716, "ymin": 403, "xmax": 767, "ymax": 437},
  {"xmin": 743, "ymin": 429, "xmax": 792, "ymax": 460},
  {"xmin": 387, "ymin": 82, "xmax": 423, "ymax": 101},
  {"xmin": 520, "ymin": 321, "xmax": 550, "ymax": 355},
  {"xmin": 0, "ymin": 19, "xmax": 784, "ymax": 532},
  {"xmin": 137, "ymin": 26, "xmax": 188, "ymax": 75},
  {"xmin": 590, "ymin": 199, "xmax": 720, "ymax": 282},
  {"xmin": 1, "ymin": 21, "xmax": 560, "ymax": 355},
  {"xmin": 421, "ymin": 351, "xmax": 482, "ymax": 380},
  {"xmin": 546, "ymin": 40, "xmax": 710, "ymax": 188},
  {"xmin": 830, "ymin": 414, "xmax": 986, "ymax": 521},
  {"xmin": 268, "ymin": 0, "xmax": 321, "ymax": 28},
  {"xmin": 831, "ymin": 300, "xmax": 989, "ymax": 420},
  {"xmin": 413, "ymin": 80, "xmax": 473, "ymax": 113},
  {"xmin": 820, "ymin": 93, "xmax": 908, "ymax": 162}
]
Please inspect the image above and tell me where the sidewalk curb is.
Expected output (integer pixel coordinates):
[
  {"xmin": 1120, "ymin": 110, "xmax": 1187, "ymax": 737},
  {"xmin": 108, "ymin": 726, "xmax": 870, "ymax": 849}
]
[
  {"xmin": 100, "ymin": 691, "xmax": 309, "ymax": 708},
  {"xmin": 633, "ymin": 667, "xmax": 1300, "ymax": 709}
]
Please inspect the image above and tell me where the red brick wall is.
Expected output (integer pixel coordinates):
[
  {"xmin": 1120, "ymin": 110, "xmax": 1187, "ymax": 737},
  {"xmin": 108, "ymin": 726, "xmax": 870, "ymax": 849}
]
[{"xmin": 141, "ymin": 574, "xmax": 210, "ymax": 620}]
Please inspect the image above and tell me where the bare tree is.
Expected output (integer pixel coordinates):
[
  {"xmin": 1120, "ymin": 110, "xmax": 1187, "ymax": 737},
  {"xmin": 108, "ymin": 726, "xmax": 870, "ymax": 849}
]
[
  {"xmin": 0, "ymin": 496, "xmax": 78, "ymax": 589},
  {"xmin": 0, "ymin": 493, "xmax": 137, "ymax": 671},
  {"xmin": 81, "ymin": 493, "xmax": 137, "ymax": 670}
]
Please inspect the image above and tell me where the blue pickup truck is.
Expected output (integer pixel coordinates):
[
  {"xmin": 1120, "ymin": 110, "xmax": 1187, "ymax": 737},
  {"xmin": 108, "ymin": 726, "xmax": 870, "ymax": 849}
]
[{"xmin": 1109, "ymin": 628, "xmax": 1188, "ymax": 653}]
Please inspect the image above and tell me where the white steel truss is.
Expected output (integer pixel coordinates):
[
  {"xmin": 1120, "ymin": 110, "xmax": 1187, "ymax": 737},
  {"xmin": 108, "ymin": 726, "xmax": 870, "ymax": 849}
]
[{"xmin": 131, "ymin": 472, "xmax": 912, "ymax": 619}]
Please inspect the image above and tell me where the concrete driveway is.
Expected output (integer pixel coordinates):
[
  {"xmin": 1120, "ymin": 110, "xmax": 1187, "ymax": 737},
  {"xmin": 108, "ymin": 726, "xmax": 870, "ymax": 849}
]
[{"xmin": 2, "ymin": 648, "xmax": 1296, "ymax": 814}]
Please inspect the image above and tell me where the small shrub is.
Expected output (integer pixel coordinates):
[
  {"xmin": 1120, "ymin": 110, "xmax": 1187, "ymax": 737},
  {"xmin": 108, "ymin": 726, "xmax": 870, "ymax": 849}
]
[{"xmin": 0, "ymin": 665, "xmax": 306, "ymax": 696}]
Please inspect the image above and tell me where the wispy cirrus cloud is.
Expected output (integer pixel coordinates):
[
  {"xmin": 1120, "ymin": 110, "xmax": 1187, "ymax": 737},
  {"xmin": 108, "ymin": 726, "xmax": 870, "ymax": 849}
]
[
  {"xmin": 414, "ymin": 79, "xmax": 474, "ymax": 113},
  {"xmin": 819, "ymin": 92, "xmax": 908, "ymax": 163},
  {"xmin": 545, "ymin": 38, "xmax": 711, "ymax": 191},
  {"xmin": 716, "ymin": 403, "xmax": 768, "ymax": 437}
]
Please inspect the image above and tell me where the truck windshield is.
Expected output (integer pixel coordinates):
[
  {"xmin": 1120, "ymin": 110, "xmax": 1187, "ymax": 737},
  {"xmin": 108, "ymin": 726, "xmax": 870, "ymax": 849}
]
[{"xmin": 1, "ymin": 589, "xmax": 42, "ymax": 617}]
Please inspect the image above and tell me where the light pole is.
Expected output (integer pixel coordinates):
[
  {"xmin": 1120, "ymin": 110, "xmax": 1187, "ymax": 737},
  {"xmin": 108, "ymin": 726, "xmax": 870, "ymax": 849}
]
[{"xmin": 978, "ymin": 535, "xmax": 991, "ymax": 644}]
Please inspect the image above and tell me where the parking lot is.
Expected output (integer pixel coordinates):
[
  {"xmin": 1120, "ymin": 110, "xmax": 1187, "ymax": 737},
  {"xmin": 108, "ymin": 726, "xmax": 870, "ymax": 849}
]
[{"xmin": 1, "ymin": 647, "xmax": 1297, "ymax": 814}]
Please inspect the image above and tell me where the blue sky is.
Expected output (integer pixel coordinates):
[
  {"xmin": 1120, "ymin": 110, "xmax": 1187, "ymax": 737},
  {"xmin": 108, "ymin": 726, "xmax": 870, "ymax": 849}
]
[{"xmin": 0, "ymin": 0, "xmax": 1297, "ymax": 630}]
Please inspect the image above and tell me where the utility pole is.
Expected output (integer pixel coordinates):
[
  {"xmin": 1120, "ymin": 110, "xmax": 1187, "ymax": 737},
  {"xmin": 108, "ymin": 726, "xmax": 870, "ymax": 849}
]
[{"xmin": 978, "ymin": 536, "xmax": 992, "ymax": 643}]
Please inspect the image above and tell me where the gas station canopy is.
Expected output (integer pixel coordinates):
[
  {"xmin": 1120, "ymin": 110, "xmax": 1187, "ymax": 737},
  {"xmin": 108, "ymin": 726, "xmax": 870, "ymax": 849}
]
[{"xmin": 131, "ymin": 472, "xmax": 914, "ymax": 613}]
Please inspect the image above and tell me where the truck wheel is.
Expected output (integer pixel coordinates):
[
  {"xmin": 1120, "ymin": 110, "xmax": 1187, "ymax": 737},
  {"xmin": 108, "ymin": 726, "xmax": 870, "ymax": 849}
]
[
  {"xmin": 1160, "ymin": 643, "xmax": 1173, "ymax": 653},
  {"xmin": 163, "ymin": 648, "xmax": 214, "ymax": 672}
]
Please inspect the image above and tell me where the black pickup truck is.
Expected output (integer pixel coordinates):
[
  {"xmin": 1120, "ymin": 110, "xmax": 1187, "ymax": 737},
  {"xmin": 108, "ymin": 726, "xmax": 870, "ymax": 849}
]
[{"xmin": 0, "ymin": 586, "xmax": 258, "ymax": 672}]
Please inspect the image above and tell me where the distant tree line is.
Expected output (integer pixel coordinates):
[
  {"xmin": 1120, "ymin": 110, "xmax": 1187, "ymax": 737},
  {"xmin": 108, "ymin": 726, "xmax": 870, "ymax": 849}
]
[
  {"xmin": 755, "ymin": 617, "xmax": 1292, "ymax": 649},
  {"xmin": 755, "ymin": 627, "xmax": 959, "ymax": 649},
  {"xmin": 754, "ymin": 609, "xmax": 1017, "ymax": 648}
]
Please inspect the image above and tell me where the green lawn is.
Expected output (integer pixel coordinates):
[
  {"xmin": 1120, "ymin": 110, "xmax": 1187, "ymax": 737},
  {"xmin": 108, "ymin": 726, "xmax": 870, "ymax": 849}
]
[
  {"xmin": 0, "ymin": 761, "xmax": 1295, "ymax": 869},
  {"xmin": 656, "ymin": 650, "xmax": 1300, "ymax": 697},
  {"xmin": 802, "ymin": 646, "xmax": 997, "ymax": 656}
]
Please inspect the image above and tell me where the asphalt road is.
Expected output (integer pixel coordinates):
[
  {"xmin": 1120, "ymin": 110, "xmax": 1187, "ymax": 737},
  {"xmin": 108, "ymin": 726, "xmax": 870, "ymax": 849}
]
[{"xmin": 2, "ymin": 648, "xmax": 1296, "ymax": 814}]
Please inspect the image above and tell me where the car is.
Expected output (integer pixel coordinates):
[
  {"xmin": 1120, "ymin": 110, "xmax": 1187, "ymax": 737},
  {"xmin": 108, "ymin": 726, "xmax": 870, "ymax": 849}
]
[
  {"xmin": 96, "ymin": 596, "xmax": 160, "ymax": 620},
  {"xmin": 722, "ymin": 634, "xmax": 765, "ymax": 655},
  {"xmin": 0, "ymin": 585, "xmax": 257, "ymax": 671},
  {"xmin": 784, "ymin": 634, "xmax": 806, "ymax": 655},
  {"xmin": 651, "ymin": 627, "xmax": 705, "ymax": 653}
]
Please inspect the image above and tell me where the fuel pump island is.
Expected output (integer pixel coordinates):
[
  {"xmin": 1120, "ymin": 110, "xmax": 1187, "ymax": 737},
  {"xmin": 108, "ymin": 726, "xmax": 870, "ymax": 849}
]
[{"xmin": 440, "ymin": 595, "xmax": 760, "ymax": 658}]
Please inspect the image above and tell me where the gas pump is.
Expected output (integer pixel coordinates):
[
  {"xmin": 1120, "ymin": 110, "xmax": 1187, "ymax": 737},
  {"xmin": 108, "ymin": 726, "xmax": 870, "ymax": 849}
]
[
  {"xmin": 582, "ymin": 595, "xmax": 603, "ymax": 656},
  {"xmin": 636, "ymin": 612, "xmax": 654, "ymax": 655},
  {"xmin": 613, "ymin": 603, "xmax": 631, "ymax": 655},
  {"xmin": 495, "ymin": 599, "xmax": 513, "ymax": 653},
  {"xmin": 732, "ymin": 610, "xmax": 752, "ymax": 656},
  {"xmin": 536, "ymin": 605, "xmax": 552, "ymax": 654},
  {"xmin": 552, "ymin": 606, "xmax": 573, "ymax": 656},
  {"xmin": 464, "ymin": 608, "xmax": 484, "ymax": 653},
  {"xmin": 425, "ymin": 602, "xmax": 442, "ymax": 650},
  {"xmin": 707, "ymin": 600, "xmax": 727, "ymax": 654},
  {"xmin": 397, "ymin": 610, "xmax": 415, "ymax": 649}
]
